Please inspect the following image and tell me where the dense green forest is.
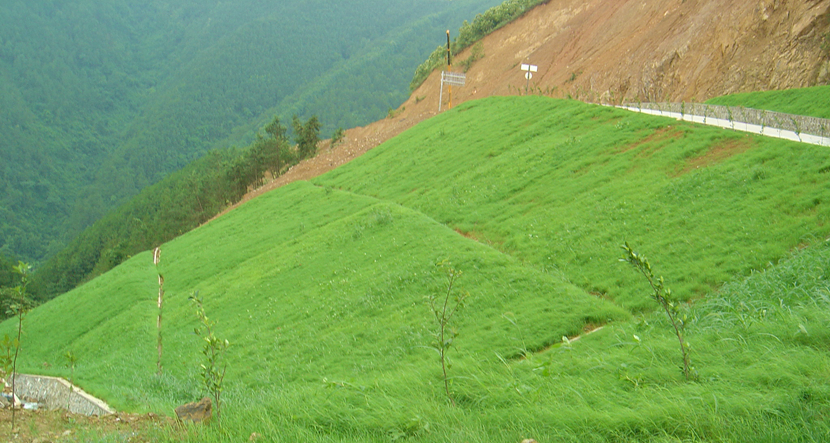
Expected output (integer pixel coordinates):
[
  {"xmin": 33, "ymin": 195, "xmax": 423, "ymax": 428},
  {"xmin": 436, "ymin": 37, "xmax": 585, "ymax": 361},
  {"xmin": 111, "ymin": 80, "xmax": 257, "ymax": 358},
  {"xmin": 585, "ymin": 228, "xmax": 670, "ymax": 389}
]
[
  {"xmin": 0, "ymin": 0, "xmax": 503, "ymax": 266},
  {"xmin": 22, "ymin": 113, "xmax": 316, "ymax": 303}
]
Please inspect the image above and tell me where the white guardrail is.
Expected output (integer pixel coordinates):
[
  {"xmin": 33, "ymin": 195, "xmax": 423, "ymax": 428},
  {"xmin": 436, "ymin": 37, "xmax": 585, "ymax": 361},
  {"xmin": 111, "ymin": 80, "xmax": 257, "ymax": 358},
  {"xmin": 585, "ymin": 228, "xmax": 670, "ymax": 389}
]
[{"xmin": 611, "ymin": 103, "xmax": 830, "ymax": 147}]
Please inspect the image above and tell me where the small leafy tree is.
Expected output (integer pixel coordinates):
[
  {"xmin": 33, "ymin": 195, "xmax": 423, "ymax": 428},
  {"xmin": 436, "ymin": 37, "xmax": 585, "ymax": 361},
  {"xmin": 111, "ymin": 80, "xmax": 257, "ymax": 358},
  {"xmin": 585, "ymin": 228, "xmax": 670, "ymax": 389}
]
[
  {"xmin": 427, "ymin": 260, "xmax": 470, "ymax": 405},
  {"xmin": 64, "ymin": 351, "xmax": 77, "ymax": 410},
  {"xmin": 790, "ymin": 117, "xmax": 802, "ymax": 142},
  {"xmin": 189, "ymin": 291, "xmax": 230, "ymax": 426},
  {"xmin": 330, "ymin": 127, "xmax": 346, "ymax": 148},
  {"xmin": 6, "ymin": 262, "xmax": 31, "ymax": 431},
  {"xmin": 621, "ymin": 243, "xmax": 694, "ymax": 381},
  {"xmin": 263, "ymin": 116, "xmax": 291, "ymax": 177},
  {"xmin": 292, "ymin": 115, "xmax": 321, "ymax": 160},
  {"xmin": 458, "ymin": 42, "xmax": 484, "ymax": 72}
]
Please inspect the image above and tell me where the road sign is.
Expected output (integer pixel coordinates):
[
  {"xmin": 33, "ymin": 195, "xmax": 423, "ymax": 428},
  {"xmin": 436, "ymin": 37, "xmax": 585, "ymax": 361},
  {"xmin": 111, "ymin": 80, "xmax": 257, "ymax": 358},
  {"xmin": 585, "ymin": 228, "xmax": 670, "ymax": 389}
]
[
  {"xmin": 439, "ymin": 71, "xmax": 467, "ymax": 111},
  {"xmin": 442, "ymin": 71, "xmax": 467, "ymax": 86},
  {"xmin": 521, "ymin": 63, "xmax": 538, "ymax": 93}
]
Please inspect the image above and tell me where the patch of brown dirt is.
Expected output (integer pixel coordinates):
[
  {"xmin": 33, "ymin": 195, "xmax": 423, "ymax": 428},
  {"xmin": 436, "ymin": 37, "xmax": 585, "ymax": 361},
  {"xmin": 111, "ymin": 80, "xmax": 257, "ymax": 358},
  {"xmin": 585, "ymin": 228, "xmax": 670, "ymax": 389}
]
[
  {"xmin": 569, "ymin": 324, "xmax": 605, "ymax": 342},
  {"xmin": 454, "ymin": 228, "xmax": 479, "ymax": 241},
  {"xmin": 618, "ymin": 126, "xmax": 684, "ymax": 154},
  {"xmin": 677, "ymin": 137, "xmax": 755, "ymax": 175},
  {"xmin": 0, "ymin": 408, "xmax": 172, "ymax": 442}
]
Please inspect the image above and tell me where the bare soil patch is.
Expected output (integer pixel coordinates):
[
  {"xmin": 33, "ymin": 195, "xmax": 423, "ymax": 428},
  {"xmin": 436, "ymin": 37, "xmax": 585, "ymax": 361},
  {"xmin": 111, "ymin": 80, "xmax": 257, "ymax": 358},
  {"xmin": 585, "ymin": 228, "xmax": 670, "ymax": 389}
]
[
  {"xmin": 677, "ymin": 137, "xmax": 755, "ymax": 176},
  {"xmin": 0, "ymin": 408, "xmax": 171, "ymax": 442},
  {"xmin": 618, "ymin": 126, "xmax": 684, "ymax": 154}
]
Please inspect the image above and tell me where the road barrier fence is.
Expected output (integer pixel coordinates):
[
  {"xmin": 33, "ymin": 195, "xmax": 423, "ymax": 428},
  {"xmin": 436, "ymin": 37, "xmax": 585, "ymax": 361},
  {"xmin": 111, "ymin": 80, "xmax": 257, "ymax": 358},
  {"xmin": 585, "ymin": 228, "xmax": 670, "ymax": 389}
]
[{"xmin": 613, "ymin": 102, "xmax": 830, "ymax": 147}]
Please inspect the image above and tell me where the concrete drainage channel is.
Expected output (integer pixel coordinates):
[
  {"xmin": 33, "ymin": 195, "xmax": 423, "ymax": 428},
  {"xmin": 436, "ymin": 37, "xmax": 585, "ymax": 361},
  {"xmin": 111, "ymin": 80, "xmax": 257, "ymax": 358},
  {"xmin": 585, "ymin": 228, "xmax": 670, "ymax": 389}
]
[{"xmin": 6, "ymin": 374, "xmax": 113, "ymax": 416}]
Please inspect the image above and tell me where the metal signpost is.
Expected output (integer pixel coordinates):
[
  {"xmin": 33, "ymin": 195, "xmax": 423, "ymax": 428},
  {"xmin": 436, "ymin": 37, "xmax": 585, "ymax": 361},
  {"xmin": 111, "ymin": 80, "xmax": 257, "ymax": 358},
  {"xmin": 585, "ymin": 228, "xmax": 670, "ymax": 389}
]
[
  {"xmin": 521, "ymin": 63, "xmax": 538, "ymax": 94},
  {"xmin": 439, "ymin": 71, "xmax": 466, "ymax": 112},
  {"xmin": 439, "ymin": 30, "xmax": 466, "ymax": 112}
]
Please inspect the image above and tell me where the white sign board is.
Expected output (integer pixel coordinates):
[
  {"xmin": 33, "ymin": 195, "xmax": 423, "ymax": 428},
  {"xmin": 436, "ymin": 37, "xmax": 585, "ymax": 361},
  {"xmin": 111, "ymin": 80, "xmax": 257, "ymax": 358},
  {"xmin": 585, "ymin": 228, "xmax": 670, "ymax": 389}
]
[
  {"xmin": 442, "ymin": 71, "xmax": 467, "ymax": 86},
  {"xmin": 521, "ymin": 64, "xmax": 538, "ymax": 72}
]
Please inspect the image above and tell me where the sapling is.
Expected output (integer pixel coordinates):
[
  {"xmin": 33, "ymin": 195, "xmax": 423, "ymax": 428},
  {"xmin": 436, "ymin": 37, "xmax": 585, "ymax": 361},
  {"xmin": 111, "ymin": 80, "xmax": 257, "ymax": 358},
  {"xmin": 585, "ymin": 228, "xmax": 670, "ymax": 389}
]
[
  {"xmin": 189, "ymin": 291, "xmax": 229, "ymax": 426},
  {"xmin": 790, "ymin": 117, "xmax": 802, "ymax": 142},
  {"xmin": 620, "ymin": 243, "xmax": 695, "ymax": 381},
  {"xmin": 64, "ymin": 351, "xmax": 77, "ymax": 410},
  {"xmin": 7, "ymin": 262, "xmax": 31, "ymax": 431},
  {"xmin": 427, "ymin": 260, "xmax": 469, "ymax": 406},
  {"xmin": 330, "ymin": 127, "xmax": 346, "ymax": 148}
]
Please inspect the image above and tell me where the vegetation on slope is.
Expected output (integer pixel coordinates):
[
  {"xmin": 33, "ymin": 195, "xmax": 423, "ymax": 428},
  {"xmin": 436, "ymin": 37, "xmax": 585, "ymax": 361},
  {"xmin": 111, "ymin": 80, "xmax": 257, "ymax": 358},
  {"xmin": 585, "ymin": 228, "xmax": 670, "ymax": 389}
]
[
  {"xmin": 316, "ymin": 96, "xmax": 830, "ymax": 310},
  {"xmin": 29, "ymin": 115, "xmax": 320, "ymax": 302},
  {"xmin": 2, "ymin": 181, "xmax": 629, "ymax": 437},
  {"xmin": 2, "ymin": 97, "xmax": 829, "ymax": 442},
  {"xmin": 705, "ymin": 85, "xmax": 830, "ymax": 119},
  {"xmin": 0, "ymin": 0, "xmax": 503, "ymax": 265}
]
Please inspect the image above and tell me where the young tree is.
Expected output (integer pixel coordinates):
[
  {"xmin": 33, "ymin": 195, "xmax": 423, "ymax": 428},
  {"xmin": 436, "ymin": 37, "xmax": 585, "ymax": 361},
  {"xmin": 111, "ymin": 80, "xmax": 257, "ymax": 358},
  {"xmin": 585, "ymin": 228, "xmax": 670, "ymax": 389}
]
[
  {"xmin": 621, "ymin": 243, "xmax": 695, "ymax": 381},
  {"xmin": 64, "ymin": 350, "xmax": 77, "ymax": 410},
  {"xmin": 330, "ymin": 127, "xmax": 346, "ymax": 148},
  {"xmin": 293, "ymin": 115, "xmax": 321, "ymax": 160},
  {"xmin": 262, "ymin": 116, "xmax": 291, "ymax": 177},
  {"xmin": 7, "ymin": 262, "xmax": 31, "ymax": 431},
  {"xmin": 189, "ymin": 291, "xmax": 229, "ymax": 426},
  {"xmin": 427, "ymin": 260, "xmax": 469, "ymax": 406}
]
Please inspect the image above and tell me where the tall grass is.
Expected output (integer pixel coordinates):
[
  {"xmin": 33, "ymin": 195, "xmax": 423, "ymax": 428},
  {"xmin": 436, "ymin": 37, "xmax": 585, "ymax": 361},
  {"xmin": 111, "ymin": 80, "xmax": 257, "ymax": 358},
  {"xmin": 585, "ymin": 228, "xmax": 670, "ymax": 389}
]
[
  {"xmin": 2, "ymin": 96, "xmax": 829, "ymax": 441},
  {"xmin": 316, "ymin": 96, "xmax": 830, "ymax": 310}
]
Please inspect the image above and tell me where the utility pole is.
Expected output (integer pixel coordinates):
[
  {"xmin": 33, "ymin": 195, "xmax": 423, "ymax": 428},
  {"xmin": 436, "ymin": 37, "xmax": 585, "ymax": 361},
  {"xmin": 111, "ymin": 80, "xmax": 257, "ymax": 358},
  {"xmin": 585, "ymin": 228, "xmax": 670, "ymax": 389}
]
[
  {"xmin": 446, "ymin": 30, "xmax": 453, "ymax": 110},
  {"xmin": 438, "ymin": 31, "xmax": 465, "ymax": 112}
]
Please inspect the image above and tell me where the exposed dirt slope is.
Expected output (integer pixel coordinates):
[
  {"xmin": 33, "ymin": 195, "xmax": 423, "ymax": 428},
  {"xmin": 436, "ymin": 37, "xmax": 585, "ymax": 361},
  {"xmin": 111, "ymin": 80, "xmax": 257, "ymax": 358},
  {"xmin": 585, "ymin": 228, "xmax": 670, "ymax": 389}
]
[
  {"xmin": 222, "ymin": 0, "xmax": 829, "ymax": 213},
  {"xmin": 414, "ymin": 0, "xmax": 830, "ymax": 110}
]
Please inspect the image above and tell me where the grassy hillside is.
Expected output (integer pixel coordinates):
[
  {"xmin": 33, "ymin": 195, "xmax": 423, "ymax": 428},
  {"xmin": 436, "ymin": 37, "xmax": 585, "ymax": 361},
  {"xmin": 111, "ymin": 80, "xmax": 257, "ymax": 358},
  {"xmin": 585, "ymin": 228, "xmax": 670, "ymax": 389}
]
[
  {"xmin": 0, "ymin": 0, "xmax": 503, "ymax": 264},
  {"xmin": 316, "ymin": 96, "xmax": 830, "ymax": 310},
  {"xmin": 5, "ymin": 181, "xmax": 628, "ymax": 439},
  {"xmin": 2, "ymin": 97, "xmax": 829, "ymax": 442},
  {"xmin": 706, "ymin": 85, "xmax": 830, "ymax": 119}
]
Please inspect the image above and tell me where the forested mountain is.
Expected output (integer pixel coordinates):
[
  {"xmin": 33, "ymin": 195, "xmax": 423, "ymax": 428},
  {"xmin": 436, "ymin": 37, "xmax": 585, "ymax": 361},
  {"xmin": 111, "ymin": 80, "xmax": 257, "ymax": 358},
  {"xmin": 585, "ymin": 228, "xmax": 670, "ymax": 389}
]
[{"xmin": 0, "ymin": 0, "xmax": 502, "ymax": 264}]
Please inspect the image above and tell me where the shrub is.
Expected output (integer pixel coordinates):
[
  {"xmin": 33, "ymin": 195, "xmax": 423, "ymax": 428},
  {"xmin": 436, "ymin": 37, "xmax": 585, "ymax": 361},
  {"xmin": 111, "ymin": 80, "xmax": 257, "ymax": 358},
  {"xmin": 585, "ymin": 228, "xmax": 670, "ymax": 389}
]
[
  {"xmin": 621, "ymin": 243, "xmax": 695, "ymax": 381},
  {"xmin": 189, "ymin": 292, "xmax": 230, "ymax": 426}
]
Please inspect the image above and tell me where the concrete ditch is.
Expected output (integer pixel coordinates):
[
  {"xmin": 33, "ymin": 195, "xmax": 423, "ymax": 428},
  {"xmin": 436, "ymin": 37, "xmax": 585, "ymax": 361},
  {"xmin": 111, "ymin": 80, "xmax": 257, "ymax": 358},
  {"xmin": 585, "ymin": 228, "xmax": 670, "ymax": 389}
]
[{"xmin": 10, "ymin": 374, "xmax": 113, "ymax": 416}]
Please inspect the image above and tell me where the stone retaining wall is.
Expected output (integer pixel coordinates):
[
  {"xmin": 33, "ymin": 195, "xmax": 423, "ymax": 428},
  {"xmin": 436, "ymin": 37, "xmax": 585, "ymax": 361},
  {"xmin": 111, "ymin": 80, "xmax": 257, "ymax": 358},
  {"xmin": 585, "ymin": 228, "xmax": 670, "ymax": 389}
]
[{"xmin": 12, "ymin": 374, "xmax": 113, "ymax": 416}]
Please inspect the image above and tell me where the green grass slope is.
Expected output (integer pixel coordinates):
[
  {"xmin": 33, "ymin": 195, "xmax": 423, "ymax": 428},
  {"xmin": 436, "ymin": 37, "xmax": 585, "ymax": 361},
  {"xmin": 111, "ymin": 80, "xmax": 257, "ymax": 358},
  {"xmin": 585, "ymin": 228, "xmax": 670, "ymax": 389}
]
[
  {"xmin": 315, "ymin": 96, "xmax": 830, "ymax": 310},
  {"xmin": 4, "ymin": 180, "xmax": 627, "ymax": 439},
  {"xmin": 706, "ymin": 85, "xmax": 830, "ymax": 119},
  {"xmin": 2, "ymin": 96, "xmax": 829, "ymax": 442}
]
